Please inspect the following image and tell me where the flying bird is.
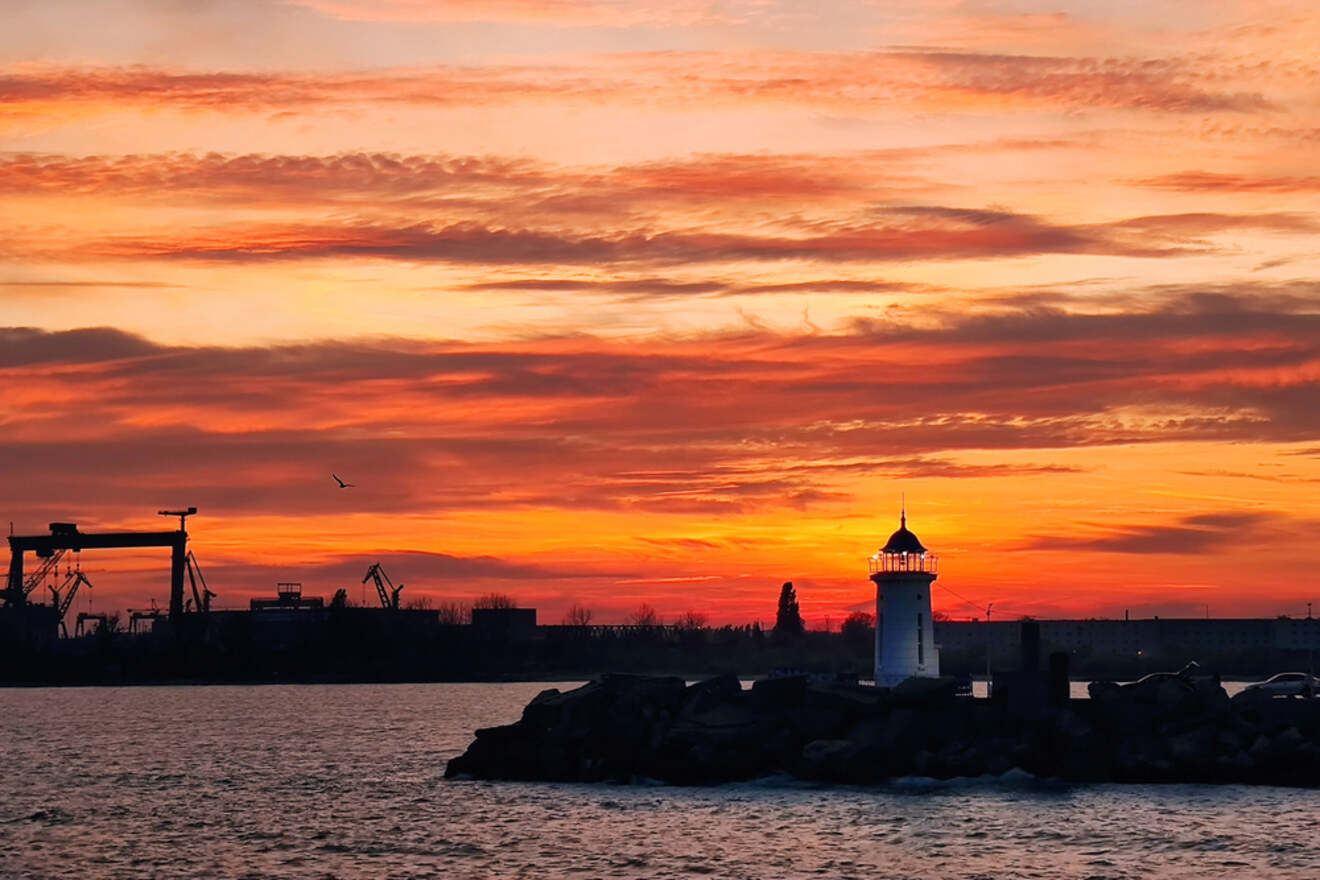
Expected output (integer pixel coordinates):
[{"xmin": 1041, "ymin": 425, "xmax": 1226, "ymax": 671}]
[{"xmin": 332, "ymin": 473, "xmax": 355, "ymax": 489}]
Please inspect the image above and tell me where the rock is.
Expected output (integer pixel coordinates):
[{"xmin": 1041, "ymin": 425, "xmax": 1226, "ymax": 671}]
[
  {"xmin": 1247, "ymin": 733, "xmax": 1273, "ymax": 761},
  {"xmin": 891, "ymin": 676, "xmax": 958, "ymax": 707},
  {"xmin": 1191, "ymin": 677, "xmax": 1231, "ymax": 715},
  {"xmin": 1276, "ymin": 726, "xmax": 1306, "ymax": 750},
  {"xmin": 782, "ymin": 706, "xmax": 849, "ymax": 743},
  {"xmin": 1231, "ymin": 687, "xmax": 1273, "ymax": 710},
  {"xmin": 800, "ymin": 739, "xmax": 863, "ymax": 779},
  {"xmin": 520, "ymin": 680, "xmax": 608, "ymax": 731},
  {"xmin": 683, "ymin": 673, "xmax": 742, "ymax": 715},
  {"xmin": 749, "ymin": 676, "xmax": 807, "ymax": 711},
  {"xmin": 665, "ymin": 702, "xmax": 766, "ymax": 748},
  {"xmin": 445, "ymin": 670, "xmax": 1320, "ymax": 788},
  {"xmin": 872, "ymin": 708, "xmax": 926, "ymax": 754},
  {"xmin": 1053, "ymin": 709, "xmax": 1093, "ymax": 741},
  {"xmin": 1114, "ymin": 736, "xmax": 1170, "ymax": 781},
  {"xmin": 911, "ymin": 749, "xmax": 937, "ymax": 777},
  {"xmin": 804, "ymin": 681, "xmax": 888, "ymax": 722},
  {"xmin": 1167, "ymin": 726, "xmax": 1216, "ymax": 771},
  {"xmin": 600, "ymin": 673, "xmax": 686, "ymax": 712}
]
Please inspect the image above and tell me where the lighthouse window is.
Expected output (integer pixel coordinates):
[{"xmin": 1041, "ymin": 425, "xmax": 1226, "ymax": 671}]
[{"xmin": 917, "ymin": 613, "xmax": 924, "ymax": 665}]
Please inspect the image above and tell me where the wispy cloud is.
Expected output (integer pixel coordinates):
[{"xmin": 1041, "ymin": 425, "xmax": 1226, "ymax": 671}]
[
  {"xmin": 0, "ymin": 51, "xmax": 1282, "ymax": 122},
  {"xmin": 1025, "ymin": 511, "xmax": 1288, "ymax": 555},
  {"xmin": 31, "ymin": 209, "xmax": 1305, "ymax": 267},
  {"xmin": 1134, "ymin": 170, "xmax": 1320, "ymax": 193},
  {"xmin": 287, "ymin": 0, "xmax": 754, "ymax": 27}
]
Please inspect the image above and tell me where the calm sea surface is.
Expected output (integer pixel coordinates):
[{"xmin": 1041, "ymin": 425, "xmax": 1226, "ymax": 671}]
[{"xmin": 3, "ymin": 682, "xmax": 1319, "ymax": 879}]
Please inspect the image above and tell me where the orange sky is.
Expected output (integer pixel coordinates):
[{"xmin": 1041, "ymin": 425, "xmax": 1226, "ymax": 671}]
[{"xmin": 3, "ymin": 0, "xmax": 1319, "ymax": 625}]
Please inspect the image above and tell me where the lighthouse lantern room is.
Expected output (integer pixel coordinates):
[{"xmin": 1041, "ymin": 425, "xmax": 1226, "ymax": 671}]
[{"xmin": 868, "ymin": 509, "xmax": 940, "ymax": 687}]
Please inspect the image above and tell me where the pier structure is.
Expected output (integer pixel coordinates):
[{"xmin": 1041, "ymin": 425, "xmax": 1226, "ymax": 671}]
[{"xmin": 869, "ymin": 509, "xmax": 940, "ymax": 686}]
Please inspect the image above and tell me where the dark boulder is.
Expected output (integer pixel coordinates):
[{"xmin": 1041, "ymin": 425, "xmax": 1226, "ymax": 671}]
[
  {"xmin": 804, "ymin": 681, "xmax": 888, "ymax": 722},
  {"xmin": 682, "ymin": 673, "xmax": 743, "ymax": 715},
  {"xmin": 445, "ymin": 670, "xmax": 1320, "ymax": 788},
  {"xmin": 749, "ymin": 675, "xmax": 807, "ymax": 711},
  {"xmin": 891, "ymin": 675, "xmax": 958, "ymax": 708},
  {"xmin": 800, "ymin": 738, "xmax": 866, "ymax": 780}
]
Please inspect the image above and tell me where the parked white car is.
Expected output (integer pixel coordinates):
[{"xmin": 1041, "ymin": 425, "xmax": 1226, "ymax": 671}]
[{"xmin": 1242, "ymin": 672, "xmax": 1319, "ymax": 698}]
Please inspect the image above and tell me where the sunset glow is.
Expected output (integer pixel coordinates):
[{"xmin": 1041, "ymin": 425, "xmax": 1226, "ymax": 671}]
[{"xmin": 4, "ymin": 0, "xmax": 1319, "ymax": 624}]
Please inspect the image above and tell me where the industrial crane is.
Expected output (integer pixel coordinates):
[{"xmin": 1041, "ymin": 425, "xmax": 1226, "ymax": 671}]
[
  {"xmin": 363, "ymin": 563, "xmax": 403, "ymax": 610},
  {"xmin": 8, "ymin": 511, "xmax": 195, "ymax": 623},
  {"xmin": 129, "ymin": 599, "xmax": 163, "ymax": 634},
  {"xmin": 75, "ymin": 612, "xmax": 108, "ymax": 637},
  {"xmin": 20, "ymin": 548, "xmax": 66, "ymax": 600},
  {"xmin": 47, "ymin": 566, "xmax": 93, "ymax": 638},
  {"xmin": 185, "ymin": 551, "xmax": 216, "ymax": 613}
]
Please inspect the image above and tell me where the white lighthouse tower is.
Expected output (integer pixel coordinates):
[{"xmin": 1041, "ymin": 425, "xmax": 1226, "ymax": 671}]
[{"xmin": 869, "ymin": 509, "xmax": 940, "ymax": 686}]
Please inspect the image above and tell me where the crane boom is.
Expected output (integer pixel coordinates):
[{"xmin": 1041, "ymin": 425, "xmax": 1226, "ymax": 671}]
[
  {"xmin": 363, "ymin": 563, "xmax": 403, "ymax": 610},
  {"xmin": 48, "ymin": 568, "xmax": 92, "ymax": 637},
  {"xmin": 23, "ymin": 549, "xmax": 66, "ymax": 596},
  {"xmin": 56, "ymin": 571, "xmax": 91, "ymax": 618},
  {"xmin": 185, "ymin": 551, "xmax": 215, "ymax": 613}
]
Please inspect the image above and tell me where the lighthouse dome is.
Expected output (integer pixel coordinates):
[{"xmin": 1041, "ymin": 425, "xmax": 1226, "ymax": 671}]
[{"xmin": 881, "ymin": 514, "xmax": 927, "ymax": 554}]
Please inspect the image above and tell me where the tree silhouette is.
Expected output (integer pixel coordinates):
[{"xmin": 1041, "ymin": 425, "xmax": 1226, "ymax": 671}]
[
  {"xmin": 773, "ymin": 581, "xmax": 804, "ymax": 637},
  {"xmin": 676, "ymin": 609, "xmax": 708, "ymax": 630},
  {"xmin": 435, "ymin": 601, "xmax": 468, "ymax": 625},
  {"xmin": 563, "ymin": 603, "xmax": 594, "ymax": 626},
  {"xmin": 629, "ymin": 603, "xmax": 660, "ymax": 626},
  {"xmin": 841, "ymin": 610, "xmax": 875, "ymax": 650},
  {"xmin": 473, "ymin": 593, "xmax": 516, "ymax": 610}
]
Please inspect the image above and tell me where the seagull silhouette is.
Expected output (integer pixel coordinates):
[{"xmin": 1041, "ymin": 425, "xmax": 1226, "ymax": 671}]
[{"xmin": 331, "ymin": 473, "xmax": 355, "ymax": 489}]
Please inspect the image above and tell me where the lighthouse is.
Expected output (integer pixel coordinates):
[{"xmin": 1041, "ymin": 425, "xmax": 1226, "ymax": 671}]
[{"xmin": 869, "ymin": 509, "xmax": 939, "ymax": 686}]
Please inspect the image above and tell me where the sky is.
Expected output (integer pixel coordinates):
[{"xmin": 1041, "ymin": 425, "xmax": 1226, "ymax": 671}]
[{"xmin": 2, "ymin": 0, "xmax": 1319, "ymax": 626}]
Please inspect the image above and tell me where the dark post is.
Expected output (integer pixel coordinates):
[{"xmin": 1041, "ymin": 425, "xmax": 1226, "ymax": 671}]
[
  {"xmin": 5, "ymin": 546, "xmax": 23, "ymax": 604},
  {"xmin": 169, "ymin": 534, "xmax": 187, "ymax": 624},
  {"xmin": 1020, "ymin": 619, "xmax": 1040, "ymax": 672},
  {"xmin": 1048, "ymin": 651, "xmax": 1069, "ymax": 705}
]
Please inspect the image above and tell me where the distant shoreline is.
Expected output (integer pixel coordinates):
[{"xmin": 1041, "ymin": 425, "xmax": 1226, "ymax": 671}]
[{"xmin": 0, "ymin": 673, "xmax": 1276, "ymax": 690}]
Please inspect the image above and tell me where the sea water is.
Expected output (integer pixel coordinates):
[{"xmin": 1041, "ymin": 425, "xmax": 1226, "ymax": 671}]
[{"xmin": 3, "ymin": 682, "xmax": 1318, "ymax": 879}]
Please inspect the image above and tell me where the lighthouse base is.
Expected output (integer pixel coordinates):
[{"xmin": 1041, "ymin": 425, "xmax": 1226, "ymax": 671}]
[{"xmin": 875, "ymin": 663, "xmax": 940, "ymax": 689}]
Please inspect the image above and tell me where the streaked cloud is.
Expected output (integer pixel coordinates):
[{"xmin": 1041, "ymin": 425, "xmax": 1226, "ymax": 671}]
[
  {"xmin": 1025, "ymin": 511, "xmax": 1289, "ymax": 555},
  {"xmin": 288, "ymin": 0, "xmax": 755, "ymax": 27},
  {"xmin": 26, "ymin": 210, "xmax": 1308, "ymax": 266},
  {"xmin": 0, "ymin": 50, "xmax": 1285, "ymax": 124}
]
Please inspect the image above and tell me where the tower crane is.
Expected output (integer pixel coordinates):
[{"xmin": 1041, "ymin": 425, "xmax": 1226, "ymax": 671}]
[{"xmin": 363, "ymin": 563, "xmax": 403, "ymax": 611}]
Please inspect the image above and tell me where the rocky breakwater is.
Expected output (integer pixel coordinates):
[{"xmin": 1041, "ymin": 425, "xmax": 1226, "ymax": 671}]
[{"xmin": 444, "ymin": 672, "xmax": 1320, "ymax": 786}]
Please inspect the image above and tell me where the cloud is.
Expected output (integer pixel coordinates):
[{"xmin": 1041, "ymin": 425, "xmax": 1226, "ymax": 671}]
[
  {"xmin": 1134, "ymin": 170, "xmax": 1320, "ymax": 193},
  {"xmin": 0, "ymin": 151, "xmax": 552, "ymax": 201},
  {"xmin": 0, "ymin": 326, "xmax": 163, "ymax": 367},
  {"xmin": 463, "ymin": 276, "xmax": 931, "ymax": 299},
  {"xmin": 0, "ymin": 150, "xmax": 938, "ymax": 218},
  {"xmin": 4, "ymin": 286, "xmax": 1320, "ymax": 526},
  {"xmin": 5, "ymin": 288, "xmax": 1320, "ymax": 617},
  {"xmin": 0, "ymin": 51, "xmax": 1281, "ymax": 122},
  {"xmin": 310, "ymin": 549, "xmax": 627, "ymax": 581},
  {"xmin": 287, "ymin": 0, "xmax": 748, "ymax": 27},
  {"xmin": 1024, "ymin": 511, "xmax": 1286, "ymax": 555},
  {"xmin": 49, "ymin": 209, "xmax": 1290, "ymax": 266},
  {"xmin": 7, "ymin": 151, "xmax": 1313, "ymax": 275},
  {"xmin": 0, "ymin": 279, "xmax": 185, "ymax": 289}
]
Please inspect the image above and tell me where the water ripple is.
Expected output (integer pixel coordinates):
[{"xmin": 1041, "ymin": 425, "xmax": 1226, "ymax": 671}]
[{"xmin": 3, "ymin": 682, "xmax": 1320, "ymax": 879}]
